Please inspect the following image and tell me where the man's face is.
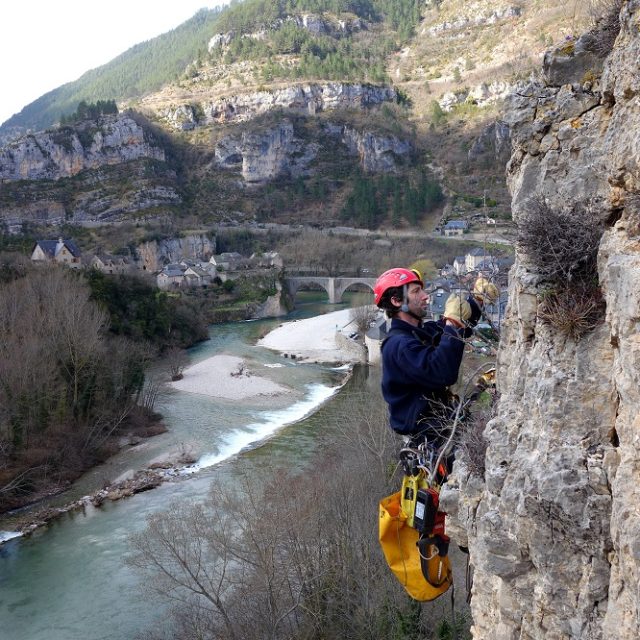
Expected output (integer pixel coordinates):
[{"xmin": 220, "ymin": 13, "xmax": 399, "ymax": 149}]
[{"xmin": 405, "ymin": 282, "xmax": 429, "ymax": 317}]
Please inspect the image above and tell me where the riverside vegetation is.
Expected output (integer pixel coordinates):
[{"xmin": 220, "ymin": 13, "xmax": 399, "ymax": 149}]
[{"xmin": 0, "ymin": 259, "xmax": 209, "ymax": 513}]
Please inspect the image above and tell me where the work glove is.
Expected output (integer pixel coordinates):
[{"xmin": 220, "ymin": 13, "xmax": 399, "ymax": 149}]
[
  {"xmin": 473, "ymin": 277, "xmax": 499, "ymax": 305},
  {"xmin": 443, "ymin": 294, "xmax": 472, "ymax": 328}
]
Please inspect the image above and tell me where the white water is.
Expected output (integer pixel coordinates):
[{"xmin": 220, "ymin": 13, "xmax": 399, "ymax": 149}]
[
  {"xmin": 0, "ymin": 530, "xmax": 22, "ymax": 543},
  {"xmin": 189, "ymin": 382, "xmax": 340, "ymax": 472}
]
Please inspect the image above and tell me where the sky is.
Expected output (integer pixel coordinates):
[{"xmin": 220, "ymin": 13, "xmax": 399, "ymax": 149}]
[{"xmin": 0, "ymin": 0, "xmax": 229, "ymax": 126}]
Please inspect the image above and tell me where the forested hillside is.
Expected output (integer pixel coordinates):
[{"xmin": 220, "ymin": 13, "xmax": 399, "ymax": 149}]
[
  {"xmin": 0, "ymin": 0, "xmax": 421, "ymax": 136},
  {"xmin": 0, "ymin": 0, "xmax": 593, "ymax": 243}
]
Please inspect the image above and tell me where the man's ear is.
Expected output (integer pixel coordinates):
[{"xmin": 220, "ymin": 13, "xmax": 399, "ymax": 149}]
[{"xmin": 391, "ymin": 295, "xmax": 402, "ymax": 309}]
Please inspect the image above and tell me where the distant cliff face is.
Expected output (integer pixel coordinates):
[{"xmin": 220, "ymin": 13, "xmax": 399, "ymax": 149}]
[
  {"xmin": 157, "ymin": 82, "xmax": 396, "ymax": 130},
  {"xmin": 0, "ymin": 115, "xmax": 164, "ymax": 181},
  {"xmin": 442, "ymin": 3, "xmax": 640, "ymax": 638},
  {"xmin": 0, "ymin": 114, "xmax": 180, "ymax": 229},
  {"xmin": 214, "ymin": 119, "xmax": 412, "ymax": 184}
]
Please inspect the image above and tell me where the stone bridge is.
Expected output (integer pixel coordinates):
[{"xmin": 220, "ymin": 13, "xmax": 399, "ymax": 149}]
[{"xmin": 285, "ymin": 276, "xmax": 376, "ymax": 304}]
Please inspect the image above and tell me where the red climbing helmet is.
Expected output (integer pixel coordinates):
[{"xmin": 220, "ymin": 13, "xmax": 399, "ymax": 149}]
[{"xmin": 373, "ymin": 268, "xmax": 423, "ymax": 306}]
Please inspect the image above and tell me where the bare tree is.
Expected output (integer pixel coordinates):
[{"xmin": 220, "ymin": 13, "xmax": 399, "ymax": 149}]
[
  {"xmin": 349, "ymin": 292, "xmax": 377, "ymax": 335},
  {"xmin": 128, "ymin": 387, "xmax": 430, "ymax": 639},
  {"xmin": 166, "ymin": 347, "xmax": 189, "ymax": 381},
  {"xmin": 0, "ymin": 268, "xmax": 151, "ymax": 509}
]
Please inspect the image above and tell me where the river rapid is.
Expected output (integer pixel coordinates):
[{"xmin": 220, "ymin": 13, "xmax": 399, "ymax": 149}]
[{"xmin": 0, "ymin": 294, "xmax": 373, "ymax": 640}]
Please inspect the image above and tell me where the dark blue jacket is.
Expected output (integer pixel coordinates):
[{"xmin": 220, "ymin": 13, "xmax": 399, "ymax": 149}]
[{"xmin": 380, "ymin": 299, "xmax": 480, "ymax": 437}]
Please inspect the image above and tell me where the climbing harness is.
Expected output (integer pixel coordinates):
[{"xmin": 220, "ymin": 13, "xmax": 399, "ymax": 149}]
[{"xmin": 379, "ymin": 362, "xmax": 497, "ymax": 604}]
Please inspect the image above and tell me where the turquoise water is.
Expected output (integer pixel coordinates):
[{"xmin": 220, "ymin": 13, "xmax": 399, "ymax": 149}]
[{"xmin": 0, "ymin": 294, "xmax": 365, "ymax": 640}]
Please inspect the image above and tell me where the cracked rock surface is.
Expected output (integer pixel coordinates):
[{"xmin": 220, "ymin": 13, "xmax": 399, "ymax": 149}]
[{"xmin": 444, "ymin": 2, "xmax": 640, "ymax": 638}]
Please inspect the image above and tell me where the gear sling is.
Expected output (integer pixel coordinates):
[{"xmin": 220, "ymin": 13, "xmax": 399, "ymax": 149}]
[{"xmin": 379, "ymin": 467, "xmax": 452, "ymax": 601}]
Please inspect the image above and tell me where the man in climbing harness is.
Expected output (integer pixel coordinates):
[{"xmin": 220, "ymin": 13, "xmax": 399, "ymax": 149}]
[
  {"xmin": 376, "ymin": 267, "xmax": 499, "ymax": 603},
  {"xmin": 374, "ymin": 267, "xmax": 497, "ymax": 448}
]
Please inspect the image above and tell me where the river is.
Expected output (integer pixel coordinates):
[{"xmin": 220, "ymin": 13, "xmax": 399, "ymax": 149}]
[{"xmin": 0, "ymin": 293, "xmax": 373, "ymax": 640}]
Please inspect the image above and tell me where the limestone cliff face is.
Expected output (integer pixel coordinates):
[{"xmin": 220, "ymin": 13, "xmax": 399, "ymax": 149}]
[
  {"xmin": 0, "ymin": 115, "xmax": 179, "ymax": 229},
  {"xmin": 214, "ymin": 120, "xmax": 411, "ymax": 184},
  {"xmin": 161, "ymin": 83, "xmax": 396, "ymax": 129},
  {"xmin": 0, "ymin": 114, "xmax": 165, "ymax": 181},
  {"xmin": 207, "ymin": 12, "xmax": 364, "ymax": 50},
  {"xmin": 135, "ymin": 234, "xmax": 215, "ymax": 272},
  {"xmin": 442, "ymin": 3, "xmax": 640, "ymax": 638},
  {"xmin": 338, "ymin": 126, "xmax": 412, "ymax": 173}
]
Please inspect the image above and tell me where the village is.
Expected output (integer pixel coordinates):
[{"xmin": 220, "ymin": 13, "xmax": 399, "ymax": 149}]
[
  {"xmin": 29, "ymin": 237, "xmax": 283, "ymax": 289},
  {"xmin": 30, "ymin": 237, "xmax": 511, "ymax": 315}
]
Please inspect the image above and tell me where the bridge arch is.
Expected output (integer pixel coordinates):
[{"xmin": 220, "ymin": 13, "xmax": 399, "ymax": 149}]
[
  {"xmin": 285, "ymin": 276, "xmax": 334, "ymax": 303},
  {"xmin": 333, "ymin": 278, "xmax": 375, "ymax": 304},
  {"xmin": 285, "ymin": 276, "xmax": 376, "ymax": 304}
]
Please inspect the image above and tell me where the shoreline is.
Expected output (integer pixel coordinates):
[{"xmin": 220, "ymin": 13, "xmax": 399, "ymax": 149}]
[
  {"xmin": 258, "ymin": 307, "xmax": 363, "ymax": 364},
  {"xmin": 0, "ymin": 308, "xmax": 363, "ymax": 543}
]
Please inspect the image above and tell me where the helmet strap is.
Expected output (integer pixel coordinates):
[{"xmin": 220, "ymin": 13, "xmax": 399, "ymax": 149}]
[
  {"xmin": 400, "ymin": 285, "xmax": 410, "ymax": 313},
  {"xmin": 400, "ymin": 285, "xmax": 424, "ymax": 323}
]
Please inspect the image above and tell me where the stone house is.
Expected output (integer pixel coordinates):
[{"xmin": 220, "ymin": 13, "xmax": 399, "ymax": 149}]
[
  {"xmin": 209, "ymin": 252, "xmax": 245, "ymax": 271},
  {"xmin": 90, "ymin": 253, "xmax": 133, "ymax": 275},
  {"xmin": 453, "ymin": 256, "xmax": 466, "ymax": 275},
  {"xmin": 465, "ymin": 247, "xmax": 496, "ymax": 273},
  {"xmin": 157, "ymin": 261, "xmax": 217, "ymax": 289},
  {"xmin": 31, "ymin": 238, "xmax": 82, "ymax": 268},
  {"xmin": 184, "ymin": 264, "xmax": 214, "ymax": 286},
  {"xmin": 442, "ymin": 220, "xmax": 468, "ymax": 236},
  {"xmin": 157, "ymin": 264, "xmax": 187, "ymax": 290}
]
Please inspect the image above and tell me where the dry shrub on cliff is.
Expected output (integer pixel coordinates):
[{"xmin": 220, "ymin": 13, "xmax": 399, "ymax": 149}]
[
  {"xmin": 589, "ymin": 0, "xmax": 623, "ymax": 56},
  {"xmin": 538, "ymin": 284, "xmax": 605, "ymax": 341},
  {"xmin": 518, "ymin": 198, "xmax": 602, "ymax": 283},
  {"xmin": 518, "ymin": 198, "xmax": 605, "ymax": 339}
]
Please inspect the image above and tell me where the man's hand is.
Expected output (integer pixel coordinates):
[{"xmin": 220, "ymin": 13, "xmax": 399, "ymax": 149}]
[
  {"xmin": 473, "ymin": 277, "xmax": 499, "ymax": 305},
  {"xmin": 443, "ymin": 294, "xmax": 472, "ymax": 328}
]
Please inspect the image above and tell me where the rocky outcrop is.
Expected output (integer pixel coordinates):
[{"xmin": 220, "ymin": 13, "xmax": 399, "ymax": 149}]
[
  {"xmin": 444, "ymin": 3, "xmax": 640, "ymax": 639},
  {"xmin": 242, "ymin": 121, "xmax": 318, "ymax": 184},
  {"xmin": 0, "ymin": 114, "xmax": 165, "ymax": 181},
  {"xmin": 334, "ymin": 125, "xmax": 412, "ymax": 173},
  {"xmin": 543, "ymin": 33, "xmax": 607, "ymax": 87},
  {"xmin": 468, "ymin": 120, "xmax": 511, "ymax": 162},
  {"xmin": 136, "ymin": 234, "xmax": 216, "ymax": 272},
  {"xmin": 215, "ymin": 120, "xmax": 318, "ymax": 184},
  {"xmin": 163, "ymin": 83, "xmax": 396, "ymax": 129},
  {"xmin": 439, "ymin": 81, "xmax": 513, "ymax": 112},
  {"xmin": 0, "ymin": 114, "xmax": 179, "ymax": 228},
  {"xmin": 207, "ymin": 13, "xmax": 364, "ymax": 51},
  {"xmin": 214, "ymin": 120, "xmax": 412, "ymax": 183},
  {"xmin": 248, "ymin": 282, "xmax": 291, "ymax": 318},
  {"xmin": 425, "ymin": 5, "xmax": 522, "ymax": 35}
]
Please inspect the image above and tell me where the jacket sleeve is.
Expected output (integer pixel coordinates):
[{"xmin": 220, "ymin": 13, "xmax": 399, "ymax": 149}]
[{"xmin": 393, "ymin": 325, "xmax": 465, "ymax": 388}]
